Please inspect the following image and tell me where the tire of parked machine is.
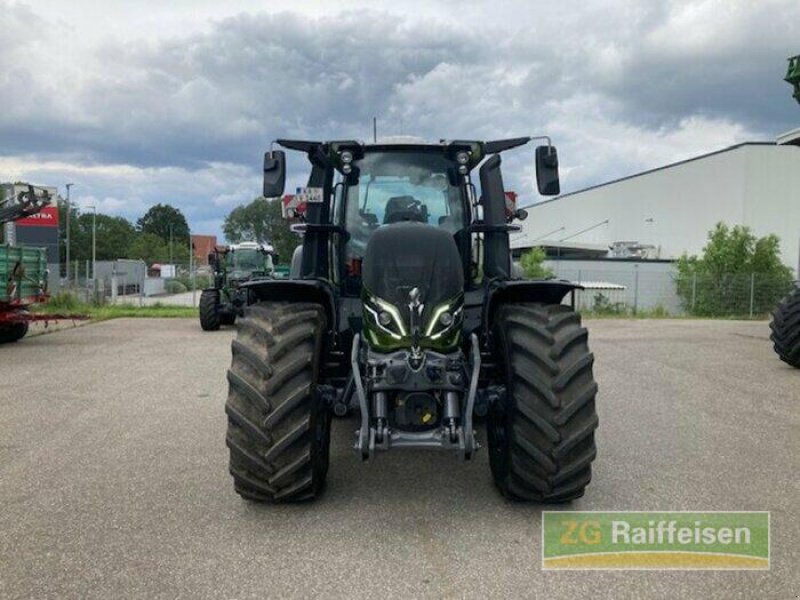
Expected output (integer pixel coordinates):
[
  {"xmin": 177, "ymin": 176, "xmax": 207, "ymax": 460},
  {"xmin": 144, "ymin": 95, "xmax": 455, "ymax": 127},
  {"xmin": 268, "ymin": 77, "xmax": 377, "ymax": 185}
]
[
  {"xmin": 0, "ymin": 322, "xmax": 29, "ymax": 344},
  {"xmin": 199, "ymin": 289, "xmax": 221, "ymax": 331},
  {"xmin": 488, "ymin": 303, "xmax": 599, "ymax": 502},
  {"xmin": 769, "ymin": 286, "xmax": 800, "ymax": 368},
  {"xmin": 220, "ymin": 313, "xmax": 236, "ymax": 326},
  {"xmin": 225, "ymin": 302, "xmax": 331, "ymax": 502}
]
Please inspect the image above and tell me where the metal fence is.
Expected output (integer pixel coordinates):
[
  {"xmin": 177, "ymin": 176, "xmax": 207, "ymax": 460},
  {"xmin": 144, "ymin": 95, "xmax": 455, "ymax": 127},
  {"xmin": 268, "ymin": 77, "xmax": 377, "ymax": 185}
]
[
  {"xmin": 544, "ymin": 260, "xmax": 794, "ymax": 317},
  {"xmin": 55, "ymin": 260, "xmax": 209, "ymax": 307},
  {"xmin": 50, "ymin": 257, "xmax": 796, "ymax": 318}
]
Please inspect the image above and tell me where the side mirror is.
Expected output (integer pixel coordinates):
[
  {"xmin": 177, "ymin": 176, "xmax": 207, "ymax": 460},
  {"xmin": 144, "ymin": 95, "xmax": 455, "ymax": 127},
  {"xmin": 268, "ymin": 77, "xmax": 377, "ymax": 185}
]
[
  {"xmin": 514, "ymin": 208, "xmax": 528, "ymax": 221},
  {"xmin": 535, "ymin": 145, "xmax": 560, "ymax": 196},
  {"xmin": 263, "ymin": 150, "xmax": 286, "ymax": 198}
]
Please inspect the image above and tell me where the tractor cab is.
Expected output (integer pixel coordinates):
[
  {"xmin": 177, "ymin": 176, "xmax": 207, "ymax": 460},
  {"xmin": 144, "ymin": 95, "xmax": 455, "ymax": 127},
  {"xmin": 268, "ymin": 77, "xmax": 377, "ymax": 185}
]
[
  {"xmin": 226, "ymin": 242, "xmax": 275, "ymax": 282},
  {"xmin": 265, "ymin": 138, "xmax": 559, "ymax": 297}
]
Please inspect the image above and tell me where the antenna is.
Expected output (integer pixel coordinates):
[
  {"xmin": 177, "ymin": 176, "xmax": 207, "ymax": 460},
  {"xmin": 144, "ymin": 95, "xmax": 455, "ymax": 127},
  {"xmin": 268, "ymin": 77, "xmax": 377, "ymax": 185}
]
[{"xmin": 373, "ymin": 117, "xmax": 377, "ymax": 143}]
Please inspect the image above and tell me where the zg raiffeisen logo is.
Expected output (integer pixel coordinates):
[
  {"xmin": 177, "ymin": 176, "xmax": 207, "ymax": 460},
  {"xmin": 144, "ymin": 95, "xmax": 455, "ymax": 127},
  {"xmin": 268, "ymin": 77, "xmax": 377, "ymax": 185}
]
[{"xmin": 542, "ymin": 512, "xmax": 769, "ymax": 570}]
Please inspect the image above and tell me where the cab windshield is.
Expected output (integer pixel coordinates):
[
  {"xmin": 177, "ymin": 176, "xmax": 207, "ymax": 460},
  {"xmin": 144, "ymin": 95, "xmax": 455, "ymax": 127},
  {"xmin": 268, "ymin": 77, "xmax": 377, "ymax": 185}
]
[
  {"xmin": 230, "ymin": 249, "xmax": 272, "ymax": 276},
  {"xmin": 344, "ymin": 151, "xmax": 466, "ymax": 261}
]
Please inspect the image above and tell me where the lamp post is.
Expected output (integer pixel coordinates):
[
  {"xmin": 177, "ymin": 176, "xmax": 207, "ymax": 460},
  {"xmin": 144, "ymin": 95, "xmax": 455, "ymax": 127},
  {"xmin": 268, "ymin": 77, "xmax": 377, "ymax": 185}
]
[
  {"xmin": 87, "ymin": 205, "xmax": 97, "ymax": 289},
  {"xmin": 65, "ymin": 183, "xmax": 74, "ymax": 285}
]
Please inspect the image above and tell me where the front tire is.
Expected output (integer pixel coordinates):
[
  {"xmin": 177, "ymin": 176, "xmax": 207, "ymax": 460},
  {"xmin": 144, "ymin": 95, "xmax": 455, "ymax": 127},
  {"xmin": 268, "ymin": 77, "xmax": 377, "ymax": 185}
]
[
  {"xmin": 225, "ymin": 302, "xmax": 331, "ymax": 502},
  {"xmin": 770, "ymin": 286, "xmax": 800, "ymax": 368},
  {"xmin": 0, "ymin": 322, "xmax": 29, "ymax": 344},
  {"xmin": 199, "ymin": 289, "xmax": 221, "ymax": 331},
  {"xmin": 488, "ymin": 303, "xmax": 599, "ymax": 502}
]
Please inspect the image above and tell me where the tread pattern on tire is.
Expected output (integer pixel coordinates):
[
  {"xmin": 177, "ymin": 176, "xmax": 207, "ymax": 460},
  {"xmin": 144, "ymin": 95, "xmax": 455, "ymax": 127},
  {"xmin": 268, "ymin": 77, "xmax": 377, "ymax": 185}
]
[
  {"xmin": 489, "ymin": 303, "xmax": 598, "ymax": 502},
  {"xmin": 225, "ymin": 302, "xmax": 330, "ymax": 502},
  {"xmin": 199, "ymin": 289, "xmax": 221, "ymax": 331},
  {"xmin": 770, "ymin": 286, "xmax": 800, "ymax": 368}
]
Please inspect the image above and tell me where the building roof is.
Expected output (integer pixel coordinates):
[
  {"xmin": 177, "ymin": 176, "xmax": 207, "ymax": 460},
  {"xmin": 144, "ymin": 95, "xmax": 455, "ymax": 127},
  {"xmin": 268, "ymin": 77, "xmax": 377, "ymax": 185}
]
[{"xmin": 776, "ymin": 127, "xmax": 800, "ymax": 145}]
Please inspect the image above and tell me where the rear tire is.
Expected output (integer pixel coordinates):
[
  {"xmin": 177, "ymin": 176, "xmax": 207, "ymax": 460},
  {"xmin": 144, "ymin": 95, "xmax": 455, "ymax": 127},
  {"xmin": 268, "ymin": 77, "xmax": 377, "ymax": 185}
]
[
  {"xmin": 0, "ymin": 322, "xmax": 29, "ymax": 344},
  {"xmin": 770, "ymin": 286, "xmax": 800, "ymax": 368},
  {"xmin": 488, "ymin": 303, "xmax": 598, "ymax": 502},
  {"xmin": 199, "ymin": 289, "xmax": 221, "ymax": 331},
  {"xmin": 220, "ymin": 313, "xmax": 236, "ymax": 326},
  {"xmin": 225, "ymin": 302, "xmax": 331, "ymax": 502}
]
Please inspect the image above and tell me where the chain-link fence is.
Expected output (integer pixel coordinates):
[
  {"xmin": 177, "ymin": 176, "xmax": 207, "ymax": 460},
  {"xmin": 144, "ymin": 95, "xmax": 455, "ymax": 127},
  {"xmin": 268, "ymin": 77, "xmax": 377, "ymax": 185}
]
[
  {"xmin": 54, "ymin": 260, "xmax": 211, "ymax": 307},
  {"xmin": 546, "ymin": 260, "xmax": 795, "ymax": 317},
  {"xmin": 51, "ymin": 257, "xmax": 796, "ymax": 318}
]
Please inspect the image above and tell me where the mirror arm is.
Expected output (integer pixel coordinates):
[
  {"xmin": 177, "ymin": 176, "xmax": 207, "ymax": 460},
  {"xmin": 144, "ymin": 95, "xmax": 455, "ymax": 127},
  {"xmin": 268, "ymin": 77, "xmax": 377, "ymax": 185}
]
[{"xmin": 528, "ymin": 135, "xmax": 553, "ymax": 153}]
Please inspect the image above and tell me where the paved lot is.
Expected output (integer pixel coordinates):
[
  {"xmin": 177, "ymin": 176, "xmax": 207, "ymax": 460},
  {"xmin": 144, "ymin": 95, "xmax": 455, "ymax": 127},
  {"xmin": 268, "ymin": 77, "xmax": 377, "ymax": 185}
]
[{"xmin": 1, "ymin": 318, "xmax": 797, "ymax": 599}]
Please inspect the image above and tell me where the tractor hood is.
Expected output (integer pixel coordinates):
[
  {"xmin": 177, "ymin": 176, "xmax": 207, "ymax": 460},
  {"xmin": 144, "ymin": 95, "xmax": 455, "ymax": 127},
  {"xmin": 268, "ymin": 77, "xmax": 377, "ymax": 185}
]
[{"xmin": 361, "ymin": 222, "xmax": 464, "ymax": 351}]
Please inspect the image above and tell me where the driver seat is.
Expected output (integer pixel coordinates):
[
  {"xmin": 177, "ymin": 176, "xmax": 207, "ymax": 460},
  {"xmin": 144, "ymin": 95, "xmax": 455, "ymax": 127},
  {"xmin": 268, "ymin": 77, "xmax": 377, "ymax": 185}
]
[{"xmin": 383, "ymin": 196, "xmax": 428, "ymax": 224}]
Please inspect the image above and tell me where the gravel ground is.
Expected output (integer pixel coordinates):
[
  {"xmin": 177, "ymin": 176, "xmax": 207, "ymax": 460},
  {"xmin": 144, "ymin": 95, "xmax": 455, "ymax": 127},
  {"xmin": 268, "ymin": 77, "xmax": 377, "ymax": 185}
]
[{"xmin": 0, "ymin": 318, "xmax": 797, "ymax": 599}]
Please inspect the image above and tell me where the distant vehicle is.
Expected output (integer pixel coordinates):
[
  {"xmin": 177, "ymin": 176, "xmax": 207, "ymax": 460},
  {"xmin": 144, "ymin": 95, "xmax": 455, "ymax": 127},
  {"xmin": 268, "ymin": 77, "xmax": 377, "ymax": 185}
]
[
  {"xmin": 199, "ymin": 241, "xmax": 277, "ymax": 330},
  {"xmin": 0, "ymin": 244, "xmax": 49, "ymax": 343},
  {"xmin": 770, "ymin": 288, "xmax": 800, "ymax": 368},
  {"xmin": 768, "ymin": 56, "xmax": 800, "ymax": 367},
  {"xmin": 1, "ymin": 186, "xmax": 82, "ymax": 342}
]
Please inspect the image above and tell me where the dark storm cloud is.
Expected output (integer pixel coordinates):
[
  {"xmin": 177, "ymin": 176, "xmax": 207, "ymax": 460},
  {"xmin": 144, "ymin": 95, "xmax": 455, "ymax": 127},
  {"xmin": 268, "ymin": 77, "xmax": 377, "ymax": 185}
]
[{"xmin": 1, "ymin": 1, "xmax": 798, "ymax": 234}]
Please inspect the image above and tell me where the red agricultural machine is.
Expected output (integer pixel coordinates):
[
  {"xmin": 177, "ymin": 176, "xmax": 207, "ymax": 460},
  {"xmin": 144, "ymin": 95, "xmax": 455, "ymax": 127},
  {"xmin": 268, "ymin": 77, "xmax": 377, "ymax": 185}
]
[{"xmin": 1, "ymin": 185, "xmax": 84, "ymax": 343}]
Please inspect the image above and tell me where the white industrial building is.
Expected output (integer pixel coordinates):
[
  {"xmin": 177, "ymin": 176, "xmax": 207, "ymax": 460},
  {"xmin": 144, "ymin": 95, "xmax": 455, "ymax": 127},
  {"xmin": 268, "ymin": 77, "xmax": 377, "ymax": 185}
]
[{"xmin": 512, "ymin": 132, "xmax": 800, "ymax": 276}]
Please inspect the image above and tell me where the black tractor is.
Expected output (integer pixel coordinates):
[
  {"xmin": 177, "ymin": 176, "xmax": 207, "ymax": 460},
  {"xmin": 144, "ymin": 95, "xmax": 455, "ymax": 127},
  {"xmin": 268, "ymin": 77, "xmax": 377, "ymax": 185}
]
[
  {"xmin": 224, "ymin": 137, "xmax": 599, "ymax": 502},
  {"xmin": 199, "ymin": 242, "xmax": 276, "ymax": 331}
]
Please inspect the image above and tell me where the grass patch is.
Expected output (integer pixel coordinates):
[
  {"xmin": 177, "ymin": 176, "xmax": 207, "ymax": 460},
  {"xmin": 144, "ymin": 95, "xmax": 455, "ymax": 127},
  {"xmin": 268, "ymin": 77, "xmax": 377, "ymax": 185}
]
[{"xmin": 34, "ymin": 294, "xmax": 196, "ymax": 321}]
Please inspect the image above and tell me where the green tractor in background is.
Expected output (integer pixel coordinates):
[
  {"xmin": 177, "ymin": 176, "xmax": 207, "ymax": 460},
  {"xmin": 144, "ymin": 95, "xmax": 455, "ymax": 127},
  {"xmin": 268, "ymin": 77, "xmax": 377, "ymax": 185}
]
[
  {"xmin": 199, "ymin": 241, "xmax": 277, "ymax": 331},
  {"xmin": 769, "ymin": 55, "xmax": 800, "ymax": 368},
  {"xmin": 223, "ymin": 135, "xmax": 599, "ymax": 503}
]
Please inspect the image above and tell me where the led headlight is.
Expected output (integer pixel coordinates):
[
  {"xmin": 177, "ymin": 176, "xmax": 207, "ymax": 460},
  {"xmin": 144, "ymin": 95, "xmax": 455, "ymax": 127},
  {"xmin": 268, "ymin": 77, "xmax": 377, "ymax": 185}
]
[
  {"xmin": 456, "ymin": 151, "xmax": 469, "ymax": 165},
  {"xmin": 341, "ymin": 151, "xmax": 353, "ymax": 164},
  {"xmin": 342, "ymin": 164, "xmax": 352, "ymax": 174},
  {"xmin": 378, "ymin": 311, "xmax": 392, "ymax": 326},
  {"xmin": 458, "ymin": 165, "xmax": 468, "ymax": 175},
  {"xmin": 425, "ymin": 300, "xmax": 463, "ymax": 338}
]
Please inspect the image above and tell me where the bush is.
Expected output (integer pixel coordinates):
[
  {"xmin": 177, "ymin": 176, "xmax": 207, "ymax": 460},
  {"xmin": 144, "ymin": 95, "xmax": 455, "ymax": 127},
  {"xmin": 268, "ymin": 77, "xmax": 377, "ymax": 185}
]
[
  {"xmin": 676, "ymin": 223, "xmax": 795, "ymax": 317},
  {"xmin": 46, "ymin": 291, "xmax": 82, "ymax": 311},
  {"xmin": 520, "ymin": 247, "xmax": 554, "ymax": 279},
  {"xmin": 165, "ymin": 280, "xmax": 187, "ymax": 294},
  {"xmin": 176, "ymin": 274, "xmax": 211, "ymax": 290},
  {"xmin": 592, "ymin": 293, "xmax": 628, "ymax": 315}
]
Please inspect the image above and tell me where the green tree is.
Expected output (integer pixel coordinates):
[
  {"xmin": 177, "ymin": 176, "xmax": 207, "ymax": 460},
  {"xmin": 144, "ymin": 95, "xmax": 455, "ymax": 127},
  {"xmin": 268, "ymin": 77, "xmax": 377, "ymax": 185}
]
[
  {"xmin": 223, "ymin": 197, "xmax": 297, "ymax": 265},
  {"xmin": 127, "ymin": 232, "xmax": 190, "ymax": 265},
  {"xmin": 520, "ymin": 246, "xmax": 555, "ymax": 279},
  {"xmin": 70, "ymin": 213, "xmax": 137, "ymax": 261},
  {"xmin": 137, "ymin": 204, "xmax": 190, "ymax": 243},
  {"xmin": 676, "ymin": 222, "xmax": 794, "ymax": 316}
]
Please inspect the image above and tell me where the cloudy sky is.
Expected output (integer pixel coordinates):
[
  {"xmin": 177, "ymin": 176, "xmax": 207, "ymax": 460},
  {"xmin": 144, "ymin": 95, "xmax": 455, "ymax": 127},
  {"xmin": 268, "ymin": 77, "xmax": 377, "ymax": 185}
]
[{"xmin": 1, "ymin": 0, "xmax": 798, "ymax": 238}]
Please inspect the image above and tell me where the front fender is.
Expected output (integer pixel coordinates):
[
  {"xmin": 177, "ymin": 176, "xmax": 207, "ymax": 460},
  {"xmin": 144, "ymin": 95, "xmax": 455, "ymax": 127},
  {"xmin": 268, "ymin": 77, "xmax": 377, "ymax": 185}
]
[
  {"xmin": 241, "ymin": 278, "xmax": 337, "ymax": 332},
  {"xmin": 481, "ymin": 279, "xmax": 582, "ymax": 339}
]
